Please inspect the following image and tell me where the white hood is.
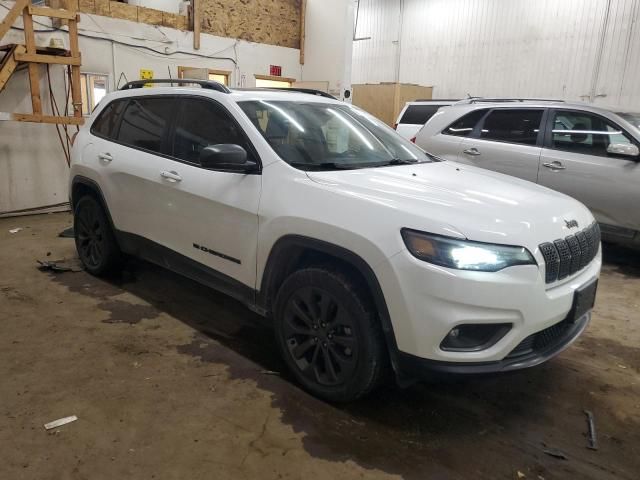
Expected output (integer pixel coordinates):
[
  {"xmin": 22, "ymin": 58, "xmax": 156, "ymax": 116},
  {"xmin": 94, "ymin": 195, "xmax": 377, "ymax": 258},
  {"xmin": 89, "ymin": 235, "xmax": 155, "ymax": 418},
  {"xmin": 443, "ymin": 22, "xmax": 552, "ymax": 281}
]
[{"xmin": 307, "ymin": 161, "xmax": 595, "ymax": 250}]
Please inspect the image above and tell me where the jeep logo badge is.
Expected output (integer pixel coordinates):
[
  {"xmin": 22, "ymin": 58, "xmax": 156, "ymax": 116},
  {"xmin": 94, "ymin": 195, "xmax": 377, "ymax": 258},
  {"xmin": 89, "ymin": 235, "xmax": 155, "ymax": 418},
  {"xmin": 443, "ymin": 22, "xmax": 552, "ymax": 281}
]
[{"xmin": 564, "ymin": 219, "xmax": 579, "ymax": 229}]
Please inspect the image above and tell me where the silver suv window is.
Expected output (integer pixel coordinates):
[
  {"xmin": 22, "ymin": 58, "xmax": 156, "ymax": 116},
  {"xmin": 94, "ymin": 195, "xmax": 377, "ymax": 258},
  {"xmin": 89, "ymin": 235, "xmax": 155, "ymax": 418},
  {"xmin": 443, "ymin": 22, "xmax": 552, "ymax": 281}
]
[{"xmin": 479, "ymin": 109, "xmax": 543, "ymax": 146}]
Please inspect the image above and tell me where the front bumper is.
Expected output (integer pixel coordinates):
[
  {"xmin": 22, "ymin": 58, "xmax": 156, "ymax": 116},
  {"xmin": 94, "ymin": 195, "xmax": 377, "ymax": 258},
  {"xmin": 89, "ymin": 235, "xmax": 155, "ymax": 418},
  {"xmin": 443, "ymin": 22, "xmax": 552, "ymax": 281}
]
[
  {"xmin": 396, "ymin": 311, "xmax": 590, "ymax": 376},
  {"xmin": 377, "ymin": 246, "xmax": 601, "ymax": 366}
]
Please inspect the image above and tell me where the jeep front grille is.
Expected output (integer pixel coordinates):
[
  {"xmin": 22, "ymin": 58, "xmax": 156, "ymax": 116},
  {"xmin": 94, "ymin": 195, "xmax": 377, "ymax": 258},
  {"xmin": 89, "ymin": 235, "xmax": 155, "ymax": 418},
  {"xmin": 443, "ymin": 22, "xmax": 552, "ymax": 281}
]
[{"xmin": 539, "ymin": 222, "xmax": 600, "ymax": 284}]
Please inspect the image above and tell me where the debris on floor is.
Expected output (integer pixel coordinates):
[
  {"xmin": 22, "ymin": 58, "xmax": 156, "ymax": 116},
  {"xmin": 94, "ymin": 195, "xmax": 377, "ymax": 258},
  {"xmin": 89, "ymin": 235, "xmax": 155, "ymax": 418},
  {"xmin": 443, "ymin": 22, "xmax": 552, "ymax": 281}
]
[
  {"xmin": 584, "ymin": 410, "xmax": 598, "ymax": 450},
  {"xmin": 9, "ymin": 228, "xmax": 22, "ymax": 234},
  {"xmin": 44, "ymin": 415, "xmax": 78, "ymax": 430},
  {"xmin": 542, "ymin": 447, "xmax": 568, "ymax": 460},
  {"xmin": 58, "ymin": 227, "xmax": 74, "ymax": 238},
  {"xmin": 37, "ymin": 258, "xmax": 84, "ymax": 273}
]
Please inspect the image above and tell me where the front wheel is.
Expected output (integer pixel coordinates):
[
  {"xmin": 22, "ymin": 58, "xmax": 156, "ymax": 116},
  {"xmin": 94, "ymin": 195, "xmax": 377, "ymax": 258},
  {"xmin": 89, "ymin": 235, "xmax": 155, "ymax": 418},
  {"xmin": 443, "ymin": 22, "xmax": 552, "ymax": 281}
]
[{"xmin": 274, "ymin": 267, "xmax": 386, "ymax": 402}]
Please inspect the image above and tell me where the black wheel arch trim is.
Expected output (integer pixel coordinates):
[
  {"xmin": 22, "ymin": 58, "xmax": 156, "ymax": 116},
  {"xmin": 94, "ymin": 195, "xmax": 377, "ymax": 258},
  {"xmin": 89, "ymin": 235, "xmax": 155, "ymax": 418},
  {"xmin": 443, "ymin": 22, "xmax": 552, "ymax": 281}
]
[
  {"xmin": 257, "ymin": 234, "xmax": 405, "ymax": 381},
  {"xmin": 71, "ymin": 176, "xmax": 118, "ymax": 234}
]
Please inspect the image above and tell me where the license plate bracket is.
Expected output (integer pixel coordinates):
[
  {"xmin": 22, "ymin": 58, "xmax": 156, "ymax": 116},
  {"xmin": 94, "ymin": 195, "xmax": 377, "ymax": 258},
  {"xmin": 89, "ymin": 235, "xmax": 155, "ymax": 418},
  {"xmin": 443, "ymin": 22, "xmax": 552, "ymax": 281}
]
[{"xmin": 568, "ymin": 279, "xmax": 598, "ymax": 323}]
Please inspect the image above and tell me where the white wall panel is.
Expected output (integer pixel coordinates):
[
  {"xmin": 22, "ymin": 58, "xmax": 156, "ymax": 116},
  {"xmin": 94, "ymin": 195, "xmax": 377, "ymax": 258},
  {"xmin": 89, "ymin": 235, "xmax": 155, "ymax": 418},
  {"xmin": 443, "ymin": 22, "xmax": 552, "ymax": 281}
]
[{"xmin": 352, "ymin": 0, "xmax": 640, "ymax": 109}]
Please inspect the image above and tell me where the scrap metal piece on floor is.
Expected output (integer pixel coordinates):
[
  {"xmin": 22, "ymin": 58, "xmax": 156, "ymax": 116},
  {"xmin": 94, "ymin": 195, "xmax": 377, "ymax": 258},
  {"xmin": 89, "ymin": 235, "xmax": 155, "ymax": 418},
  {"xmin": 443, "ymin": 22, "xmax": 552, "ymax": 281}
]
[
  {"xmin": 584, "ymin": 410, "xmax": 598, "ymax": 450},
  {"xmin": 37, "ymin": 258, "xmax": 83, "ymax": 273},
  {"xmin": 543, "ymin": 447, "xmax": 568, "ymax": 460},
  {"xmin": 58, "ymin": 227, "xmax": 74, "ymax": 238},
  {"xmin": 44, "ymin": 415, "xmax": 78, "ymax": 430}
]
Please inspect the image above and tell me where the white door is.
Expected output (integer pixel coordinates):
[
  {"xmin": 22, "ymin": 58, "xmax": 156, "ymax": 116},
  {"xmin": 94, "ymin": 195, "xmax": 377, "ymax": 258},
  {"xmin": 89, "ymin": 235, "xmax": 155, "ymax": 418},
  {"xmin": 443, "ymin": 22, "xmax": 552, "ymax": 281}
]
[
  {"xmin": 538, "ymin": 109, "xmax": 640, "ymax": 236},
  {"xmin": 456, "ymin": 108, "xmax": 545, "ymax": 183}
]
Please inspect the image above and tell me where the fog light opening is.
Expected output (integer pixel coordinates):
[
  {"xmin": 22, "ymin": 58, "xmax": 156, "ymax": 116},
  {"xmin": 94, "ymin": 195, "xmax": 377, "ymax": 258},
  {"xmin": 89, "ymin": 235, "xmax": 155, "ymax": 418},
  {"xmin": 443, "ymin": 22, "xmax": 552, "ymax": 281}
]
[{"xmin": 440, "ymin": 323, "xmax": 512, "ymax": 352}]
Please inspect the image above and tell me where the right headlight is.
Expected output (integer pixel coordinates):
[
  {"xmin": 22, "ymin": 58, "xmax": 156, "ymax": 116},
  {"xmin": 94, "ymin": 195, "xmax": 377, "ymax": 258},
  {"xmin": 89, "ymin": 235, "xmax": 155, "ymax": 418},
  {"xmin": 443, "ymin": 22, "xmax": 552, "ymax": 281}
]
[{"xmin": 401, "ymin": 228, "xmax": 536, "ymax": 272}]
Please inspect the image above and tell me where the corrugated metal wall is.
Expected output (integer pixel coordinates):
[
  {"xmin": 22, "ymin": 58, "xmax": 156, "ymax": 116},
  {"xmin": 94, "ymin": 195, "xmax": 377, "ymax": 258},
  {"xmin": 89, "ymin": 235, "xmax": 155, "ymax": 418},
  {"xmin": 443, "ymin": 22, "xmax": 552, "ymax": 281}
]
[{"xmin": 352, "ymin": 0, "xmax": 640, "ymax": 108}]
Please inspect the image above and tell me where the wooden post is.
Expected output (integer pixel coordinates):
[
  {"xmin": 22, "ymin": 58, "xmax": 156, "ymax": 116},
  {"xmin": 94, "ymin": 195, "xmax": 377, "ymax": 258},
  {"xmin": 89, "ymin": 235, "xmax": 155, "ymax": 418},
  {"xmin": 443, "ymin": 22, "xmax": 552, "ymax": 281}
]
[
  {"xmin": 193, "ymin": 0, "xmax": 201, "ymax": 50},
  {"xmin": 299, "ymin": 0, "xmax": 306, "ymax": 65},
  {"xmin": 0, "ymin": 0, "xmax": 28, "ymax": 40},
  {"xmin": 67, "ymin": 12, "xmax": 83, "ymax": 118},
  {"xmin": 22, "ymin": 5, "xmax": 42, "ymax": 115}
]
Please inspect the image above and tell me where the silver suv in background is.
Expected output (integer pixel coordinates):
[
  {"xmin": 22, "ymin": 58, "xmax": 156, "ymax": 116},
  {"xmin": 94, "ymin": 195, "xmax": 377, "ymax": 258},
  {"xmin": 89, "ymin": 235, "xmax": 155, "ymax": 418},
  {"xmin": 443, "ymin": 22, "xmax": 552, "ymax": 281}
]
[
  {"xmin": 395, "ymin": 100, "xmax": 458, "ymax": 140},
  {"xmin": 416, "ymin": 99, "xmax": 640, "ymax": 248}
]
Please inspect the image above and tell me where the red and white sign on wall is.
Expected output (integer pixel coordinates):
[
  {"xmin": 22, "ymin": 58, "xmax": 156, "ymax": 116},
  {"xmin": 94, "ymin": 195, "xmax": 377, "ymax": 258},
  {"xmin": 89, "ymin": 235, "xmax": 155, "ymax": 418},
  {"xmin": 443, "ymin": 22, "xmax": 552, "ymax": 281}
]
[{"xmin": 269, "ymin": 65, "xmax": 282, "ymax": 77}]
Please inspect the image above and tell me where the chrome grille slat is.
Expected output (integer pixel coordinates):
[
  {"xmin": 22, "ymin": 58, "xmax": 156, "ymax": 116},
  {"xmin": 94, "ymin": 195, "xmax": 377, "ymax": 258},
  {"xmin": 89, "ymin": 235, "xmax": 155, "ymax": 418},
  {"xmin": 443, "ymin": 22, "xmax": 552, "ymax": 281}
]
[{"xmin": 539, "ymin": 222, "xmax": 600, "ymax": 284}]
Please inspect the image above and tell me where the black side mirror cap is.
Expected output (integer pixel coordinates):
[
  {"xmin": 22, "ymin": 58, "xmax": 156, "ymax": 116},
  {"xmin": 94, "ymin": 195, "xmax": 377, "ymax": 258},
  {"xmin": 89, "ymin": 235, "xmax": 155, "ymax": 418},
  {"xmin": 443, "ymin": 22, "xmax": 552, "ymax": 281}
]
[{"xmin": 200, "ymin": 144, "xmax": 256, "ymax": 172}]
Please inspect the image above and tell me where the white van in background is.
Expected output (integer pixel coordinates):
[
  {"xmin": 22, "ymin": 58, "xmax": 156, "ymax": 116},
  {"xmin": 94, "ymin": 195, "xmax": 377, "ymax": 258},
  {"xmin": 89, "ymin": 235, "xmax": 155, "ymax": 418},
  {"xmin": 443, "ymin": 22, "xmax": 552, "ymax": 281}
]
[{"xmin": 395, "ymin": 100, "xmax": 458, "ymax": 140}]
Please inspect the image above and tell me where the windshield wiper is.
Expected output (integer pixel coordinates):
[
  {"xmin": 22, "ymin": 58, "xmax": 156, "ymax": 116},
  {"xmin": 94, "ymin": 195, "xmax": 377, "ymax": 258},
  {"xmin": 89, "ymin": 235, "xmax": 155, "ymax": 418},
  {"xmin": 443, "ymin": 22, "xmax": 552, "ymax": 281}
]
[
  {"xmin": 372, "ymin": 158, "xmax": 419, "ymax": 167},
  {"xmin": 289, "ymin": 162, "xmax": 360, "ymax": 171}
]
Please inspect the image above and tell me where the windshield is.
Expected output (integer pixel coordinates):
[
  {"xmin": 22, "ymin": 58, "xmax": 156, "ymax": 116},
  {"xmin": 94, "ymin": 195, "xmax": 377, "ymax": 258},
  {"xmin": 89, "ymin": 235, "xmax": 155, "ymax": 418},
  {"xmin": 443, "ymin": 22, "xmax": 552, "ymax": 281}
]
[
  {"xmin": 239, "ymin": 101, "xmax": 435, "ymax": 170},
  {"xmin": 617, "ymin": 112, "xmax": 640, "ymax": 130}
]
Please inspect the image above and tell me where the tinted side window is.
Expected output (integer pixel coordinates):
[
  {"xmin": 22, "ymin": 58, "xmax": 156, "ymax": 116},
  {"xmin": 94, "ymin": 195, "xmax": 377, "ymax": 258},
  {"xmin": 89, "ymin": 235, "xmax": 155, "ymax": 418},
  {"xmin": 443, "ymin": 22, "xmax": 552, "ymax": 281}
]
[
  {"xmin": 172, "ymin": 98, "xmax": 253, "ymax": 165},
  {"xmin": 91, "ymin": 99, "xmax": 126, "ymax": 139},
  {"xmin": 551, "ymin": 110, "xmax": 635, "ymax": 157},
  {"xmin": 480, "ymin": 109, "xmax": 543, "ymax": 145},
  {"xmin": 442, "ymin": 109, "xmax": 487, "ymax": 137},
  {"xmin": 400, "ymin": 105, "xmax": 442, "ymax": 125},
  {"xmin": 117, "ymin": 97, "xmax": 174, "ymax": 153}
]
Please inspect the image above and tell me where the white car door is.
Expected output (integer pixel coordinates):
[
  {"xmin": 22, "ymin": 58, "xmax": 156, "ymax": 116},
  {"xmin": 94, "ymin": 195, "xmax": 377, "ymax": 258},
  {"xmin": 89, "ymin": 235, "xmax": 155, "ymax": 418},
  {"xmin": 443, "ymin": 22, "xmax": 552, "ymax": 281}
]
[
  {"xmin": 455, "ymin": 108, "xmax": 545, "ymax": 183},
  {"xmin": 538, "ymin": 109, "xmax": 640, "ymax": 238}
]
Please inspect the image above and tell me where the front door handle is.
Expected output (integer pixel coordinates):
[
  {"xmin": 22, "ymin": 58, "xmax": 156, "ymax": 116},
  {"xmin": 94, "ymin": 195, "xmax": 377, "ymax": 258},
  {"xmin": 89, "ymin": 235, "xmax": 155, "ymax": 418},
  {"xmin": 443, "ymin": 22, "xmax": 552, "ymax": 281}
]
[
  {"xmin": 543, "ymin": 161, "xmax": 566, "ymax": 170},
  {"xmin": 160, "ymin": 170, "xmax": 182, "ymax": 182},
  {"xmin": 98, "ymin": 152, "xmax": 113, "ymax": 162},
  {"xmin": 463, "ymin": 148, "xmax": 481, "ymax": 156}
]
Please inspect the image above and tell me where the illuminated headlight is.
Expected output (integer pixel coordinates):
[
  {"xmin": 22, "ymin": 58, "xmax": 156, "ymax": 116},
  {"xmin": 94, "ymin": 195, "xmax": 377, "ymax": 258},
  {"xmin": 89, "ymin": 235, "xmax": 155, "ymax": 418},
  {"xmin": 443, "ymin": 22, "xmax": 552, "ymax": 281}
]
[{"xmin": 401, "ymin": 229, "xmax": 536, "ymax": 272}]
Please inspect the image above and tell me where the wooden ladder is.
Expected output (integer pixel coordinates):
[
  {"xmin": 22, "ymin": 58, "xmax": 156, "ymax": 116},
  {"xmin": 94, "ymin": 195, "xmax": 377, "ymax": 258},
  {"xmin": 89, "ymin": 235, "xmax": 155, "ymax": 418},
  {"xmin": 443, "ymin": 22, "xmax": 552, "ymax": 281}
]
[{"xmin": 0, "ymin": 0, "xmax": 84, "ymax": 125}]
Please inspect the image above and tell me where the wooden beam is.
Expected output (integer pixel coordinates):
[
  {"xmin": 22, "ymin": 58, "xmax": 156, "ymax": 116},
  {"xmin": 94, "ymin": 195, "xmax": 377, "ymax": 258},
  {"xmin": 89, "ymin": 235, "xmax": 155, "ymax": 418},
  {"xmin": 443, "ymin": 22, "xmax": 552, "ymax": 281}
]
[
  {"xmin": 67, "ymin": 15, "xmax": 83, "ymax": 118},
  {"xmin": 299, "ymin": 0, "xmax": 306, "ymax": 65},
  {"xmin": 0, "ymin": 0, "xmax": 28, "ymax": 41},
  {"xmin": 11, "ymin": 113, "xmax": 85, "ymax": 125},
  {"xmin": 22, "ymin": 7, "xmax": 43, "ymax": 115},
  {"xmin": 28, "ymin": 5, "xmax": 78, "ymax": 20},
  {"xmin": 0, "ymin": 45, "xmax": 25, "ymax": 93},
  {"xmin": 15, "ymin": 53, "xmax": 82, "ymax": 66},
  {"xmin": 193, "ymin": 0, "xmax": 201, "ymax": 50}
]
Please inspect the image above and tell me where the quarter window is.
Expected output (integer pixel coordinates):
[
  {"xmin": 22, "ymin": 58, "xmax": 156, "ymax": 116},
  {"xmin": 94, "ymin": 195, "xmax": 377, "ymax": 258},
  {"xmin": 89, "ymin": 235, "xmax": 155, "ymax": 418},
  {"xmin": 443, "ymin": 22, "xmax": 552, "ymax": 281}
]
[
  {"xmin": 117, "ymin": 97, "xmax": 175, "ymax": 154},
  {"xmin": 90, "ymin": 99, "xmax": 126, "ymax": 139},
  {"xmin": 479, "ymin": 109, "xmax": 543, "ymax": 145},
  {"xmin": 550, "ymin": 110, "xmax": 636, "ymax": 157},
  {"xmin": 172, "ymin": 98, "xmax": 252, "ymax": 165},
  {"xmin": 442, "ymin": 109, "xmax": 487, "ymax": 137}
]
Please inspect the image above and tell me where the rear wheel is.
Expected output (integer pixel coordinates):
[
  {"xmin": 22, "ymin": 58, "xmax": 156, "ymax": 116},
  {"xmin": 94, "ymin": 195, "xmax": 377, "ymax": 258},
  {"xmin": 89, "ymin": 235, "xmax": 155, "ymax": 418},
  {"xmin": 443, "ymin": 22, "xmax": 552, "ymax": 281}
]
[
  {"xmin": 74, "ymin": 195, "xmax": 121, "ymax": 275},
  {"xmin": 274, "ymin": 267, "xmax": 386, "ymax": 402}
]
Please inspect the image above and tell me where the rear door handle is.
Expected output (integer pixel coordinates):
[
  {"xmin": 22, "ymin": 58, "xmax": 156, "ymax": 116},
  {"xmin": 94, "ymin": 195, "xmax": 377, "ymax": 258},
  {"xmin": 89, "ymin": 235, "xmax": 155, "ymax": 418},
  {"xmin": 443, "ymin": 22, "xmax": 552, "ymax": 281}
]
[
  {"xmin": 160, "ymin": 170, "xmax": 182, "ymax": 182},
  {"xmin": 463, "ymin": 148, "xmax": 481, "ymax": 156},
  {"xmin": 98, "ymin": 152, "xmax": 113, "ymax": 162},
  {"xmin": 543, "ymin": 161, "xmax": 566, "ymax": 170}
]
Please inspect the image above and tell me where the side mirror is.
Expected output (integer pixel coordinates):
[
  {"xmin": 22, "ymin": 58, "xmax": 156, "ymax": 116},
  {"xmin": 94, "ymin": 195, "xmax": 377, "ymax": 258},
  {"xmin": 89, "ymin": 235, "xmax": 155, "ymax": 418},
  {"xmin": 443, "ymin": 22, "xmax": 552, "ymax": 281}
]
[
  {"xmin": 607, "ymin": 143, "xmax": 640, "ymax": 158},
  {"xmin": 199, "ymin": 144, "xmax": 257, "ymax": 172}
]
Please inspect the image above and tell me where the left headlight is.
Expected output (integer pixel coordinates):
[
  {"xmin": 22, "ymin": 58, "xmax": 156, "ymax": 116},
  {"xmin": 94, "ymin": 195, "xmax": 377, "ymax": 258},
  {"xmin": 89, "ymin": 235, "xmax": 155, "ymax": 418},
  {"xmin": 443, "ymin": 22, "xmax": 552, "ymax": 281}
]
[{"xmin": 401, "ymin": 229, "xmax": 536, "ymax": 272}]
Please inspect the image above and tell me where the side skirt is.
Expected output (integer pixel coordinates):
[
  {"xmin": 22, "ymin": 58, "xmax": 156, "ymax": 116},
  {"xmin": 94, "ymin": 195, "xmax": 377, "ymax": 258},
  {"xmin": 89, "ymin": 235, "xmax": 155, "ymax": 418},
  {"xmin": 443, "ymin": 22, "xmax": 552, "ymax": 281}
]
[{"xmin": 115, "ymin": 231, "xmax": 260, "ymax": 312}]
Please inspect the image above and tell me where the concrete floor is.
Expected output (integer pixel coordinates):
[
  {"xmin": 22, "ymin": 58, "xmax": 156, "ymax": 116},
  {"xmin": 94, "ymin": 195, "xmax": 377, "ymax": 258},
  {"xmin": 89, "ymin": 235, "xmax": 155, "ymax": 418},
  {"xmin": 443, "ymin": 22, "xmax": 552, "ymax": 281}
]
[{"xmin": 1, "ymin": 212, "xmax": 639, "ymax": 480}]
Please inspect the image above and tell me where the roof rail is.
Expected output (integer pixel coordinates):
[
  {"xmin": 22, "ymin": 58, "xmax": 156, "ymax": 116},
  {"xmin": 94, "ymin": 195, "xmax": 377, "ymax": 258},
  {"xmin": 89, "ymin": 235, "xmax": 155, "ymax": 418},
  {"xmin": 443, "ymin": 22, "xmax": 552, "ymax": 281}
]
[
  {"xmin": 254, "ymin": 87, "xmax": 337, "ymax": 99},
  {"xmin": 119, "ymin": 78, "xmax": 231, "ymax": 93},
  {"xmin": 455, "ymin": 97, "xmax": 565, "ymax": 105},
  {"xmin": 414, "ymin": 99, "xmax": 461, "ymax": 102}
]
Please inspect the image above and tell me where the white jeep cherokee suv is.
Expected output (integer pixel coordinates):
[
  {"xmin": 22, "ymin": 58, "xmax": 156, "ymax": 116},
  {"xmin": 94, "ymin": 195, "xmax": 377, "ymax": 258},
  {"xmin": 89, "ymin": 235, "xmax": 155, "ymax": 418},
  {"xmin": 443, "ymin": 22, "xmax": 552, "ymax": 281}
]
[{"xmin": 70, "ymin": 79, "xmax": 601, "ymax": 402}]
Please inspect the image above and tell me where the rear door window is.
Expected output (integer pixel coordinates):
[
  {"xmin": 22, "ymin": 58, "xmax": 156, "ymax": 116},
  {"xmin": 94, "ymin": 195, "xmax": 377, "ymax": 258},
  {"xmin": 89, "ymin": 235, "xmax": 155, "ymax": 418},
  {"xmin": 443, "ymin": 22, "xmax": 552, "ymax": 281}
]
[
  {"xmin": 442, "ymin": 109, "xmax": 488, "ymax": 137},
  {"xmin": 117, "ymin": 97, "xmax": 175, "ymax": 154},
  {"xmin": 479, "ymin": 109, "xmax": 543, "ymax": 145},
  {"xmin": 400, "ymin": 105, "xmax": 442, "ymax": 125},
  {"xmin": 91, "ymin": 99, "xmax": 126, "ymax": 139}
]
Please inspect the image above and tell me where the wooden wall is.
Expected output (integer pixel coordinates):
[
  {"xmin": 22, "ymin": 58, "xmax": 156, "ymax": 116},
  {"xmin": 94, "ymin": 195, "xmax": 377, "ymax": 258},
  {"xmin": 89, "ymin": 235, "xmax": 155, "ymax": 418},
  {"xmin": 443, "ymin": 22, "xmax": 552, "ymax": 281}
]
[
  {"xmin": 201, "ymin": 0, "xmax": 301, "ymax": 49},
  {"xmin": 352, "ymin": 83, "xmax": 434, "ymax": 126}
]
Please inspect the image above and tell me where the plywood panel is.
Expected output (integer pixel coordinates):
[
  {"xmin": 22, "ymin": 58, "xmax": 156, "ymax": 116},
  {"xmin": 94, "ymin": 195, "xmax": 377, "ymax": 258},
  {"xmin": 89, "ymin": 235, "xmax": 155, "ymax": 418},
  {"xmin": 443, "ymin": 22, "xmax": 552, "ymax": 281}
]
[
  {"xmin": 162, "ymin": 12, "xmax": 188, "ymax": 30},
  {"xmin": 109, "ymin": 1, "xmax": 138, "ymax": 22},
  {"xmin": 352, "ymin": 83, "xmax": 397, "ymax": 126},
  {"xmin": 201, "ymin": 0, "xmax": 301, "ymax": 49},
  {"xmin": 94, "ymin": 0, "xmax": 109, "ymax": 17},
  {"xmin": 78, "ymin": 0, "xmax": 95, "ymax": 14},
  {"xmin": 137, "ymin": 6, "xmax": 163, "ymax": 26}
]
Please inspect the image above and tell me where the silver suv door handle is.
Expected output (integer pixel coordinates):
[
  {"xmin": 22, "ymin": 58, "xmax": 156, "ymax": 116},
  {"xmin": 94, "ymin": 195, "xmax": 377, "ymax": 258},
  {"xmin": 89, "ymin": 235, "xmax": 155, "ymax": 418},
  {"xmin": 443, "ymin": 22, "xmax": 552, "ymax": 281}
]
[
  {"xmin": 463, "ymin": 148, "xmax": 481, "ymax": 156},
  {"xmin": 543, "ymin": 161, "xmax": 566, "ymax": 170},
  {"xmin": 98, "ymin": 152, "xmax": 113, "ymax": 162},
  {"xmin": 160, "ymin": 170, "xmax": 182, "ymax": 182}
]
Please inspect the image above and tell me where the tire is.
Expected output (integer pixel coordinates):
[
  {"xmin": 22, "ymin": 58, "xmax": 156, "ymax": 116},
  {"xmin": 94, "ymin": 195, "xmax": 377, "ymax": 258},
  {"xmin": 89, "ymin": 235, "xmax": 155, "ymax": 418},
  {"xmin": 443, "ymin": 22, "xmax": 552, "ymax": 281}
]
[
  {"xmin": 274, "ymin": 267, "xmax": 386, "ymax": 402},
  {"xmin": 73, "ymin": 195, "xmax": 122, "ymax": 276}
]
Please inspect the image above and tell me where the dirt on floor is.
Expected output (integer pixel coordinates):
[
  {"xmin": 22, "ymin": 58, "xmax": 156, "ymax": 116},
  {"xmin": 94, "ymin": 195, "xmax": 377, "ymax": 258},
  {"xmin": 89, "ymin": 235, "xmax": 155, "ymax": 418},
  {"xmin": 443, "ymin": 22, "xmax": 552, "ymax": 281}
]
[{"xmin": 1, "ymin": 212, "xmax": 639, "ymax": 480}]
